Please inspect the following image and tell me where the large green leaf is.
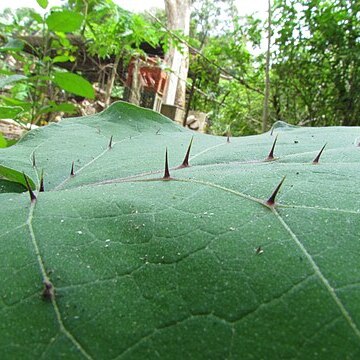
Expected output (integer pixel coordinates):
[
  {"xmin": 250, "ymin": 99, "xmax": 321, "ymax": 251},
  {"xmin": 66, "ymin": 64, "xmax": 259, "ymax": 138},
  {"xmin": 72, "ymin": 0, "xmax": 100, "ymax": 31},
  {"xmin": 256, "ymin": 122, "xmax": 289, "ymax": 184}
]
[
  {"xmin": 46, "ymin": 10, "xmax": 84, "ymax": 33},
  {"xmin": 0, "ymin": 102, "xmax": 359, "ymax": 359},
  {"xmin": 53, "ymin": 71, "xmax": 95, "ymax": 99}
]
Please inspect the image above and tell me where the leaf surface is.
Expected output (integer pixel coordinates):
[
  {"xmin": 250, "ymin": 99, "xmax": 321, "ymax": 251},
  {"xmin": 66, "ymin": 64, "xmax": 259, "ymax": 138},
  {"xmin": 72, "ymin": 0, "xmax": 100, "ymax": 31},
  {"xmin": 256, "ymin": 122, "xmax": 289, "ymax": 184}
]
[{"xmin": 0, "ymin": 102, "xmax": 360, "ymax": 359}]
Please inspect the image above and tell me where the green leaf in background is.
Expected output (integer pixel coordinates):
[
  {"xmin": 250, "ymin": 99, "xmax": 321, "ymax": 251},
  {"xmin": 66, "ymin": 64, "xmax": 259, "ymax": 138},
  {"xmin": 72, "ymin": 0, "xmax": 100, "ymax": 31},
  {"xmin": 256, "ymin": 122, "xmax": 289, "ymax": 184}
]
[
  {"xmin": 0, "ymin": 133, "xmax": 7, "ymax": 148},
  {"xmin": 30, "ymin": 10, "xmax": 44, "ymax": 24},
  {"xmin": 46, "ymin": 10, "xmax": 84, "ymax": 33},
  {"xmin": 38, "ymin": 102, "xmax": 77, "ymax": 115},
  {"xmin": 0, "ymin": 75, "xmax": 27, "ymax": 89},
  {"xmin": 4, "ymin": 139, "xmax": 17, "ymax": 147},
  {"xmin": 0, "ymin": 106, "xmax": 23, "ymax": 119},
  {"xmin": 36, "ymin": 0, "xmax": 48, "ymax": 9},
  {"xmin": 0, "ymin": 97, "xmax": 32, "ymax": 112},
  {"xmin": 0, "ymin": 38, "xmax": 24, "ymax": 52},
  {"xmin": 0, "ymin": 102, "xmax": 359, "ymax": 359},
  {"xmin": 52, "ymin": 55, "xmax": 72, "ymax": 63},
  {"xmin": 53, "ymin": 71, "xmax": 95, "ymax": 99}
]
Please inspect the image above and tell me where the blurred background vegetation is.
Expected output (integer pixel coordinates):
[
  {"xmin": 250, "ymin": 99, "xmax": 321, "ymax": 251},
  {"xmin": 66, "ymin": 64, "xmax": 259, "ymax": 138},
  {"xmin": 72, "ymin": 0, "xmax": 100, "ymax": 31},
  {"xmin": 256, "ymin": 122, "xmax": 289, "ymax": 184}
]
[{"xmin": 0, "ymin": 0, "xmax": 359, "ymax": 148}]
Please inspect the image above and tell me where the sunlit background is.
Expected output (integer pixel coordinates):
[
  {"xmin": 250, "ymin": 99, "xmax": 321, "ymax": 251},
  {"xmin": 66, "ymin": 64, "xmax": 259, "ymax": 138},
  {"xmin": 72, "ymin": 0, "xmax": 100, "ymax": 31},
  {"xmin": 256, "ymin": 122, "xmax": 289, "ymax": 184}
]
[{"xmin": 0, "ymin": 0, "xmax": 268, "ymax": 18}]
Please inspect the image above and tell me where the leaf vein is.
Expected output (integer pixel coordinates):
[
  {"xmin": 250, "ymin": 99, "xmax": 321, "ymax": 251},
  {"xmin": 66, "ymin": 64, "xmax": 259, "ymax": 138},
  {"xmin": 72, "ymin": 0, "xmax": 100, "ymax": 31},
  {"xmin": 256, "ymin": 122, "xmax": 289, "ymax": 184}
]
[
  {"xmin": 26, "ymin": 201, "xmax": 94, "ymax": 360},
  {"xmin": 273, "ymin": 208, "xmax": 360, "ymax": 340}
]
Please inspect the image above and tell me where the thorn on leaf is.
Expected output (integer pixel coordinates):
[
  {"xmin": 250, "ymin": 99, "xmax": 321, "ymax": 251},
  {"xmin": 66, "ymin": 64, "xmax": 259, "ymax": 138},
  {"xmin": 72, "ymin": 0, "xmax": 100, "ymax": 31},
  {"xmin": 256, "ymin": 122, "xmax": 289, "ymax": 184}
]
[
  {"xmin": 226, "ymin": 132, "xmax": 231, "ymax": 143},
  {"xmin": 180, "ymin": 137, "xmax": 193, "ymax": 168},
  {"xmin": 266, "ymin": 176, "xmax": 286, "ymax": 207},
  {"xmin": 42, "ymin": 281, "xmax": 54, "ymax": 301},
  {"xmin": 312, "ymin": 143, "xmax": 326, "ymax": 164},
  {"xmin": 23, "ymin": 172, "xmax": 36, "ymax": 203},
  {"xmin": 163, "ymin": 148, "xmax": 171, "ymax": 180},
  {"xmin": 255, "ymin": 246, "xmax": 264, "ymax": 255},
  {"xmin": 266, "ymin": 135, "xmax": 278, "ymax": 161},
  {"xmin": 39, "ymin": 170, "xmax": 44, "ymax": 192},
  {"xmin": 32, "ymin": 152, "xmax": 36, "ymax": 167},
  {"xmin": 109, "ymin": 135, "xmax": 113, "ymax": 149},
  {"xmin": 70, "ymin": 161, "xmax": 75, "ymax": 176}
]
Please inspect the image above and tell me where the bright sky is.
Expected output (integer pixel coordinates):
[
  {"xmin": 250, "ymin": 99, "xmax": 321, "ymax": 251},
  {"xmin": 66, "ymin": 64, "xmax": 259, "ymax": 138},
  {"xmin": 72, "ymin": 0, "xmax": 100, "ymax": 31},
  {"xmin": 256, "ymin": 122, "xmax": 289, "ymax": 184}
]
[{"xmin": 0, "ymin": 0, "xmax": 268, "ymax": 19}]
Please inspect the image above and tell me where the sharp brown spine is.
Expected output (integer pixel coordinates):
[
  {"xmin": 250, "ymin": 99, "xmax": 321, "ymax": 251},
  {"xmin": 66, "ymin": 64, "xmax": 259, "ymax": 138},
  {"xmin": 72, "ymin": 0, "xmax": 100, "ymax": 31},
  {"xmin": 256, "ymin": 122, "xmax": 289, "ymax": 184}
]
[
  {"xmin": 266, "ymin": 176, "xmax": 286, "ymax": 206},
  {"xmin": 163, "ymin": 148, "xmax": 171, "ymax": 179},
  {"xmin": 266, "ymin": 135, "xmax": 278, "ymax": 160},
  {"xmin": 70, "ymin": 161, "xmax": 75, "ymax": 176},
  {"xmin": 23, "ymin": 172, "xmax": 37, "ymax": 202},
  {"xmin": 39, "ymin": 170, "xmax": 44, "ymax": 192},
  {"xmin": 312, "ymin": 144, "xmax": 326, "ymax": 164},
  {"xmin": 42, "ymin": 281, "xmax": 54, "ymax": 301},
  {"xmin": 109, "ymin": 135, "xmax": 113, "ymax": 149},
  {"xmin": 32, "ymin": 152, "xmax": 36, "ymax": 167},
  {"xmin": 180, "ymin": 137, "xmax": 193, "ymax": 168}
]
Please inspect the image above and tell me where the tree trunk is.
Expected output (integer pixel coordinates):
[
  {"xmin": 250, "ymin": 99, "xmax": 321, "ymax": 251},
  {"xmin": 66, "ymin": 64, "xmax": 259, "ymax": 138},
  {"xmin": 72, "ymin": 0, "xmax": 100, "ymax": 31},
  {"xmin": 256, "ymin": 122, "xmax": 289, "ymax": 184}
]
[
  {"xmin": 163, "ymin": 0, "xmax": 191, "ymax": 109},
  {"xmin": 104, "ymin": 53, "xmax": 121, "ymax": 108},
  {"xmin": 128, "ymin": 58, "xmax": 141, "ymax": 106},
  {"xmin": 262, "ymin": 0, "xmax": 272, "ymax": 133}
]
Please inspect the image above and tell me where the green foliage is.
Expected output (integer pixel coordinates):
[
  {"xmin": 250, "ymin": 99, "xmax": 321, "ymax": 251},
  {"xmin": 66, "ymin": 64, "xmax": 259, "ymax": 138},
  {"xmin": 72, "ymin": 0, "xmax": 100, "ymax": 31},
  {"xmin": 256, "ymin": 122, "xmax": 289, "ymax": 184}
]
[
  {"xmin": 84, "ymin": 1, "xmax": 166, "ymax": 59},
  {"xmin": 189, "ymin": 0, "xmax": 360, "ymax": 134},
  {"xmin": 189, "ymin": 2, "xmax": 264, "ymax": 135},
  {"xmin": 209, "ymin": 81, "xmax": 264, "ymax": 135},
  {"xmin": 0, "ymin": 132, "xmax": 7, "ymax": 147},
  {"xmin": 0, "ymin": 74, "xmax": 27, "ymax": 88},
  {"xmin": 272, "ymin": 0, "xmax": 360, "ymax": 126},
  {"xmin": 0, "ymin": 39, "xmax": 24, "ymax": 52},
  {"xmin": 1, "ymin": 102, "xmax": 360, "ymax": 358},
  {"xmin": 46, "ymin": 10, "xmax": 84, "ymax": 33},
  {"xmin": 36, "ymin": 0, "xmax": 49, "ymax": 9},
  {"xmin": 0, "ymin": 0, "xmax": 166, "ymax": 126},
  {"xmin": 36, "ymin": 101, "xmax": 77, "ymax": 115},
  {"xmin": 0, "ymin": 105, "xmax": 23, "ymax": 119},
  {"xmin": 0, "ymin": 133, "xmax": 17, "ymax": 148},
  {"xmin": 0, "ymin": 5, "xmax": 92, "ymax": 125},
  {"xmin": 53, "ymin": 71, "xmax": 95, "ymax": 99}
]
